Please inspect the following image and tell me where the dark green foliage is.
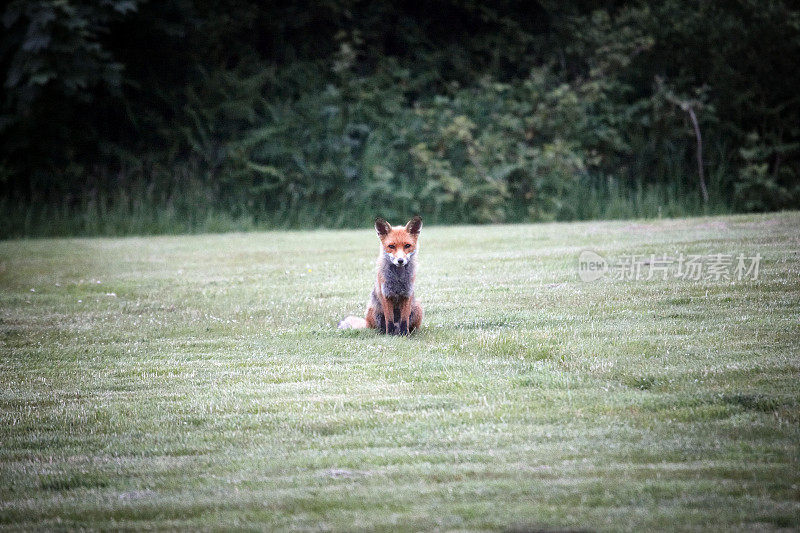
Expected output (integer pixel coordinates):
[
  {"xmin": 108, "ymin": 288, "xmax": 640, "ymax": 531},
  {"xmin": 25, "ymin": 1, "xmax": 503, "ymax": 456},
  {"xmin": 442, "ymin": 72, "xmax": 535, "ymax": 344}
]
[{"xmin": 1, "ymin": 0, "xmax": 799, "ymax": 237}]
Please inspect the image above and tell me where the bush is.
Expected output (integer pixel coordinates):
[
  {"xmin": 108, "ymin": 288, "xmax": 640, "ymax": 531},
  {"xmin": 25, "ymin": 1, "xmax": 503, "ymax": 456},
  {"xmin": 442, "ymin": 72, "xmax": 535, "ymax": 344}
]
[{"xmin": 1, "ymin": 1, "xmax": 798, "ymax": 237}]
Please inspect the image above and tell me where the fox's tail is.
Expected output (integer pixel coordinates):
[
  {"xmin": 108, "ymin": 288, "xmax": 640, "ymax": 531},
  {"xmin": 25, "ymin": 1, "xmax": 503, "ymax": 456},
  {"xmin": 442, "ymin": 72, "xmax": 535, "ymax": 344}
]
[{"xmin": 338, "ymin": 316, "xmax": 368, "ymax": 329}]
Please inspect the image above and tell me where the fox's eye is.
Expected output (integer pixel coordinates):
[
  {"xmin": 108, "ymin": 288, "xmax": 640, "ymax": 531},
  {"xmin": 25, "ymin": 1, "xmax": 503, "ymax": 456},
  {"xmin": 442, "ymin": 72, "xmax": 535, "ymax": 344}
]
[
  {"xmin": 388, "ymin": 244, "xmax": 395, "ymax": 249},
  {"xmin": 404, "ymin": 244, "xmax": 411, "ymax": 249}
]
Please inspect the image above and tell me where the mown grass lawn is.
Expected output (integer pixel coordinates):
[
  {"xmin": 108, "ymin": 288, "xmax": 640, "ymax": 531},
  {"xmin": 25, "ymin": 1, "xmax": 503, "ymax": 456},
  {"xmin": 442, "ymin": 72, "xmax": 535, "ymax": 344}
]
[{"xmin": 1, "ymin": 212, "xmax": 798, "ymax": 531}]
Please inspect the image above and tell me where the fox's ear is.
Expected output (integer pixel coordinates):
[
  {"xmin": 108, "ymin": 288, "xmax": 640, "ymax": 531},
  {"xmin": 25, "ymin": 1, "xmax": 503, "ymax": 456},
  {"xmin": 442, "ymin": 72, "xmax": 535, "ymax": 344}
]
[
  {"xmin": 374, "ymin": 217, "xmax": 391, "ymax": 237},
  {"xmin": 405, "ymin": 215, "xmax": 422, "ymax": 235}
]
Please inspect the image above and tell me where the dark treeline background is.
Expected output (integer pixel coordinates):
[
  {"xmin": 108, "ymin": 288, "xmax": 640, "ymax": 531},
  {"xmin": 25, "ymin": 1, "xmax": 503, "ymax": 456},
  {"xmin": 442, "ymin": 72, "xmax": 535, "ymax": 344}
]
[{"xmin": 1, "ymin": 0, "xmax": 799, "ymax": 237}]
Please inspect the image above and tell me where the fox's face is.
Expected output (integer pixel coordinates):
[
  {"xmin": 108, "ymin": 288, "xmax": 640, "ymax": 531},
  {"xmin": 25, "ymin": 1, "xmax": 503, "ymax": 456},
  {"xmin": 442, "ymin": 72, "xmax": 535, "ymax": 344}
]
[{"xmin": 375, "ymin": 216, "xmax": 422, "ymax": 267}]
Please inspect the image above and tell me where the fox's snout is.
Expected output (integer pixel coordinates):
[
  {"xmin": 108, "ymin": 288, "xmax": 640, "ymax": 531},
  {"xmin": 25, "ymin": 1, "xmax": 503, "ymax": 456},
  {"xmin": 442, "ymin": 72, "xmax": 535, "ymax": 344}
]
[{"xmin": 391, "ymin": 251, "xmax": 408, "ymax": 266}]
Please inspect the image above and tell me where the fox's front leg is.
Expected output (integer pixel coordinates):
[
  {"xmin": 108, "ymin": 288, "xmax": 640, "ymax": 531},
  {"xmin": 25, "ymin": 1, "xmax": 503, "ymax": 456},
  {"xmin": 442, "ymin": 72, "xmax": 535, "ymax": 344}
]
[
  {"xmin": 380, "ymin": 295, "xmax": 395, "ymax": 334},
  {"xmin": 398, "ymin": 297, "xmax": 412, "ymax": 335}
]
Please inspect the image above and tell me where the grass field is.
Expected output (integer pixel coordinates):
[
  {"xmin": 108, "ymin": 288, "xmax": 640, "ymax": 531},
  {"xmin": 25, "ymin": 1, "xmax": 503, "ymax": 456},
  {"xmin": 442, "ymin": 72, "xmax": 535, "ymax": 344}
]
[{"xmin": 1, "ymin": 212, "xmax": 799, "ymax": 531}]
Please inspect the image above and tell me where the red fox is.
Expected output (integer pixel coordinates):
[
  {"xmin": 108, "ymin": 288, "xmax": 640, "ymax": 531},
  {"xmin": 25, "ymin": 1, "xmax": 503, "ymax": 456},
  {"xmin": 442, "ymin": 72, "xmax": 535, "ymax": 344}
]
[{"xmin": 338, "ymin": 216, "xmax": 424, "ymax": 335}]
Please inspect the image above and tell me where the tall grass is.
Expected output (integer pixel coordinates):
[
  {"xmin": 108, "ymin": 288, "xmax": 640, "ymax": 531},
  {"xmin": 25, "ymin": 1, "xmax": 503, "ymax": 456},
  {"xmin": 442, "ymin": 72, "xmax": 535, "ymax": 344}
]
[{"xmin": 0, "ymin": 176, "xmax": 735, "ymax": 239}]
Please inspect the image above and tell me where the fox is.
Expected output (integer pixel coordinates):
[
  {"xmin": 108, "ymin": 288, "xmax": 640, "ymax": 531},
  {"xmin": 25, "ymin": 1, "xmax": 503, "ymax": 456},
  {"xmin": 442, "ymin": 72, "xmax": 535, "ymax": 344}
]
[{"xmin": 338, "ymin": 216, "xmax": 424, "ymax": 335}]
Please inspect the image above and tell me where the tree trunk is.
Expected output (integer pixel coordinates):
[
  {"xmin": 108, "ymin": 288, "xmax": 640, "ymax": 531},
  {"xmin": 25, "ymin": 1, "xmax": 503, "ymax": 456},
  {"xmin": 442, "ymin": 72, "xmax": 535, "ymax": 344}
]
[{"xmin": 685, "ymin": 105, "xmax": 709, "ymax": 204}]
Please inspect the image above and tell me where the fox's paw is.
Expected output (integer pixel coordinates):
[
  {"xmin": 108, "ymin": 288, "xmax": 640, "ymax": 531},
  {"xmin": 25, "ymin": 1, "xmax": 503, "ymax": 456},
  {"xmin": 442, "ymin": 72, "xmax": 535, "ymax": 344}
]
[
  {"xmin": 385, "ymin": 320, "xmax": 396, "ymax": 335},
  {"xmin": 398, "ymin": 321, "xmax": 409, "ymax": 335}
]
